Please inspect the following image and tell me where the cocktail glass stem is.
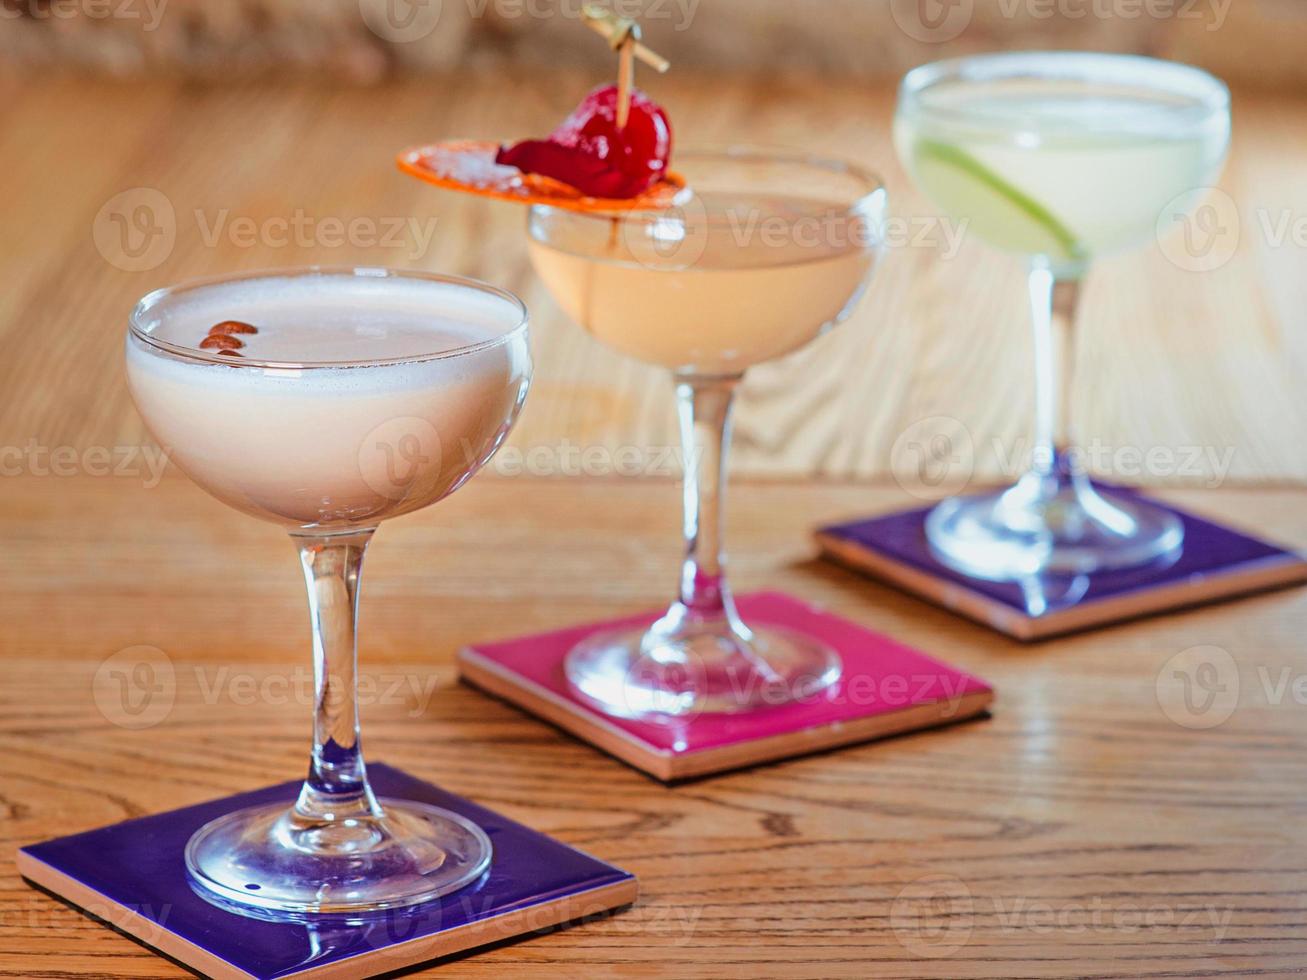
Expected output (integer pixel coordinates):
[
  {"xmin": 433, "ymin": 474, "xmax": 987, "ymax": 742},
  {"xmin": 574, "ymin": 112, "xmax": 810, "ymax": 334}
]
[
  {"xmin": 1031, "ymin": 266, "xmax": 1080, "ymax": 469},
  {"xmin": 1020, "ymin": 265, "xmax": 1096, "ymax": 498},
  {"xmin": 923, "ymin": 261, "xmax": 1184, "ymax": 578},
  {"xmin": 1020, "ymin": 264, "xmax": 1125, "ymax": 524},
  {"xmin": 564, "ymin": 373, "xmax": 840, "ymax": 717},
  {"xmin": 651, "ymin": 377, "xmax": 745, "ymax": 629},
  {"xmin": 291, "ymin": 529, "xmax": 384, "ymax": 831},
  {"xmin": 646, "ymin": 375, "xmax": 782, "ymax": 682},
  {"xmin": 183, "ymin": 526, "xmax": 493, "ymax": 917},
  {"xmin": 676, "ymin": 376, "xmax": 733, "ymax": 613}
]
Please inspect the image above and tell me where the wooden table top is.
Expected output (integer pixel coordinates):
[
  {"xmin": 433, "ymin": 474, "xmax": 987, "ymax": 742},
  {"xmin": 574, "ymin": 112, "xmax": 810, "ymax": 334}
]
[
  {"xmin": 2, "ymin": 71, "xmax": 1306, "ymax": 487},
  {"xmin": 2, "ymin": 474, "xmax": 1305, "ymax": 978},
  {"xmin": 2, "ymin": 69, "xmax": 1306, "ymax": 978}
]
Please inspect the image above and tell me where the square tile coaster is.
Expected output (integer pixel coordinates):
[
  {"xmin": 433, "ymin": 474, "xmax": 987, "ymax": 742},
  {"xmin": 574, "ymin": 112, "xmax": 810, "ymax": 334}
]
[
  {"xmin": 17, "ymin": 763, "xmax": 637, "ymax": 980},
  {"xmin": 816, "ymin": 491, "xmax": 1307, "ymax": 641},
  {"xmin": 458, "ymin": 591, "xmax": 994, "ymax": 782}
]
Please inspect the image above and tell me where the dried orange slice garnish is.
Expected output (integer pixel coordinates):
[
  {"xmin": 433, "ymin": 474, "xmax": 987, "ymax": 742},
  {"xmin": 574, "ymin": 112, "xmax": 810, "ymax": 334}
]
[{"xmin": 397, "ymin": 140, "xmax": 687, "ymax": 213}]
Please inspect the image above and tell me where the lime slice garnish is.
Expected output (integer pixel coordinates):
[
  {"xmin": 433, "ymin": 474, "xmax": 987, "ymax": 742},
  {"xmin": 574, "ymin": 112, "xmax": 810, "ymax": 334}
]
[{"xmin": 913, "ymin": 139, "xmax": 1085, "ymax": 263}]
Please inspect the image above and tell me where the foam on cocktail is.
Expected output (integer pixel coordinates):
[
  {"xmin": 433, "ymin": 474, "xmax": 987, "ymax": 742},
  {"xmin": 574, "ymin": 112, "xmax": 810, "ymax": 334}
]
[{"xmin": 127, "ymin": 273, "xmax": 530, "ymax": 529}]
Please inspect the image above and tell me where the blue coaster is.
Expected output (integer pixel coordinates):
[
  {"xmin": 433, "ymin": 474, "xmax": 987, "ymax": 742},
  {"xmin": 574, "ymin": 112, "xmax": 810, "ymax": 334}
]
[
  {"xmin": 17, "ymin": 763, "xmax": 637, "ymax": 979},
  {"xmin": 816, "ymin": 490, "xmax": 1307, "ymax": 640}
]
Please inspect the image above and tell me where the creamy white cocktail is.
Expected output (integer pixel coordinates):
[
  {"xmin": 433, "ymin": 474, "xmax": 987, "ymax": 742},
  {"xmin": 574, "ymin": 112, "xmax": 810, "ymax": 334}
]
[
  {"xmin": 126, "ymin": 268, "xmax": 530, "ymax": 918},
  {"xmin": 127, "ymin": 270, "xmax": 530, "ymax": 530}
]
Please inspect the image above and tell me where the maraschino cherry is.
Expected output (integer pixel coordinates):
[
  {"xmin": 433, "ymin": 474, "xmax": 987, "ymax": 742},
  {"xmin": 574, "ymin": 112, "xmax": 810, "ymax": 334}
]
[{"xmin": 496, "ymin": 83, "xmax": 672, "ymax": 199}]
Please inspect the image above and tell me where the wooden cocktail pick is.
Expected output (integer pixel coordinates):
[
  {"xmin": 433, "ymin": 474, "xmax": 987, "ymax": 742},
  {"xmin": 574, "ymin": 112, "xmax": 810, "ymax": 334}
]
[{"xmin": 581, "ymin": 3, "xmax": 670, "ymax": 129}]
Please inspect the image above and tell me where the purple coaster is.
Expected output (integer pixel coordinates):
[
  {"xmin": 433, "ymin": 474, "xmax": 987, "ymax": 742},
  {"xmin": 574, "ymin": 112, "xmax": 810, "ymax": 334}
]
[
  {"xmin": 460, "ymin": 592, "xmax": 994, "ymax": 781},
  {"xmin": 17, "ymin": 763, "xmax": 637, "ymax": 980},
  {"xmin": 816, "ymin": 490, "xmax": 1307, "ymax": 640}
]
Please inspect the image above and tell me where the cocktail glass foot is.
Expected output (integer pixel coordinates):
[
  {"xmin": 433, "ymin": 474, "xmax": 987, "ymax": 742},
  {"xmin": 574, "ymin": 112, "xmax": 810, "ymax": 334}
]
[
  {"xmin": 566, "ymin": 597, "xmax": 841, "ymax": 718},
  {"xmin": 926, "ymin": 464, "xmax": 1183, "ymax": 580}
]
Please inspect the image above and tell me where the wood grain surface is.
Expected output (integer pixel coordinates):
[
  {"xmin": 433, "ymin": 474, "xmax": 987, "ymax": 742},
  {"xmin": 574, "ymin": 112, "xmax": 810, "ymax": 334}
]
[
  {"xmin": 2, "ymin": 70, "xmax": 1306, "ymax": 978},
  {"xmin": 1, "ymin": 473, "xmax": 1305, "ymax": 978},
  {"xmin": 0, "ymin": 72, "xmax": 1304, "ymax": 486}
]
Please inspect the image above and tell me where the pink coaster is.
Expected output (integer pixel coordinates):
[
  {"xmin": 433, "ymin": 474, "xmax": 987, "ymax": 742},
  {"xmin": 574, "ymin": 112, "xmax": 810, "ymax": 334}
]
[{"xmin": 458, "ymin": 592, "xmax": 994, "ymax": 781}]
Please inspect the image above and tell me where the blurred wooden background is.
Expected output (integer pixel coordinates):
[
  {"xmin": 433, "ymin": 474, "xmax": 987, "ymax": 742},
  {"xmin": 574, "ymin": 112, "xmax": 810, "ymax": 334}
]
[
  {"xmin": 4, "ymin": 0, "xmax": 1307, "ymax": 88},
  {"xmin": 0, "ymin": 67, "xmax": 1305, "ymax": 489},
  {"xmin": 3, "ymin": 15, "xmax": 1307, "ymax": 979}
]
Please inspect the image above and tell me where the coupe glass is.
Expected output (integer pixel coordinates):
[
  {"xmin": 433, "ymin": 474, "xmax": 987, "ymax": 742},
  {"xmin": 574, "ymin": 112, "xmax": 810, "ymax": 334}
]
[
  {"xmin": 526, "ymin": 148, "xmax": 886, "ymax": 717},
  {"xmin": 125, "ymin": 267, "xmax": 531, "ymax": 917},
  {"xmin": 895, "ymin": 53, "xmax": 1231, "ymax": 578}
]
